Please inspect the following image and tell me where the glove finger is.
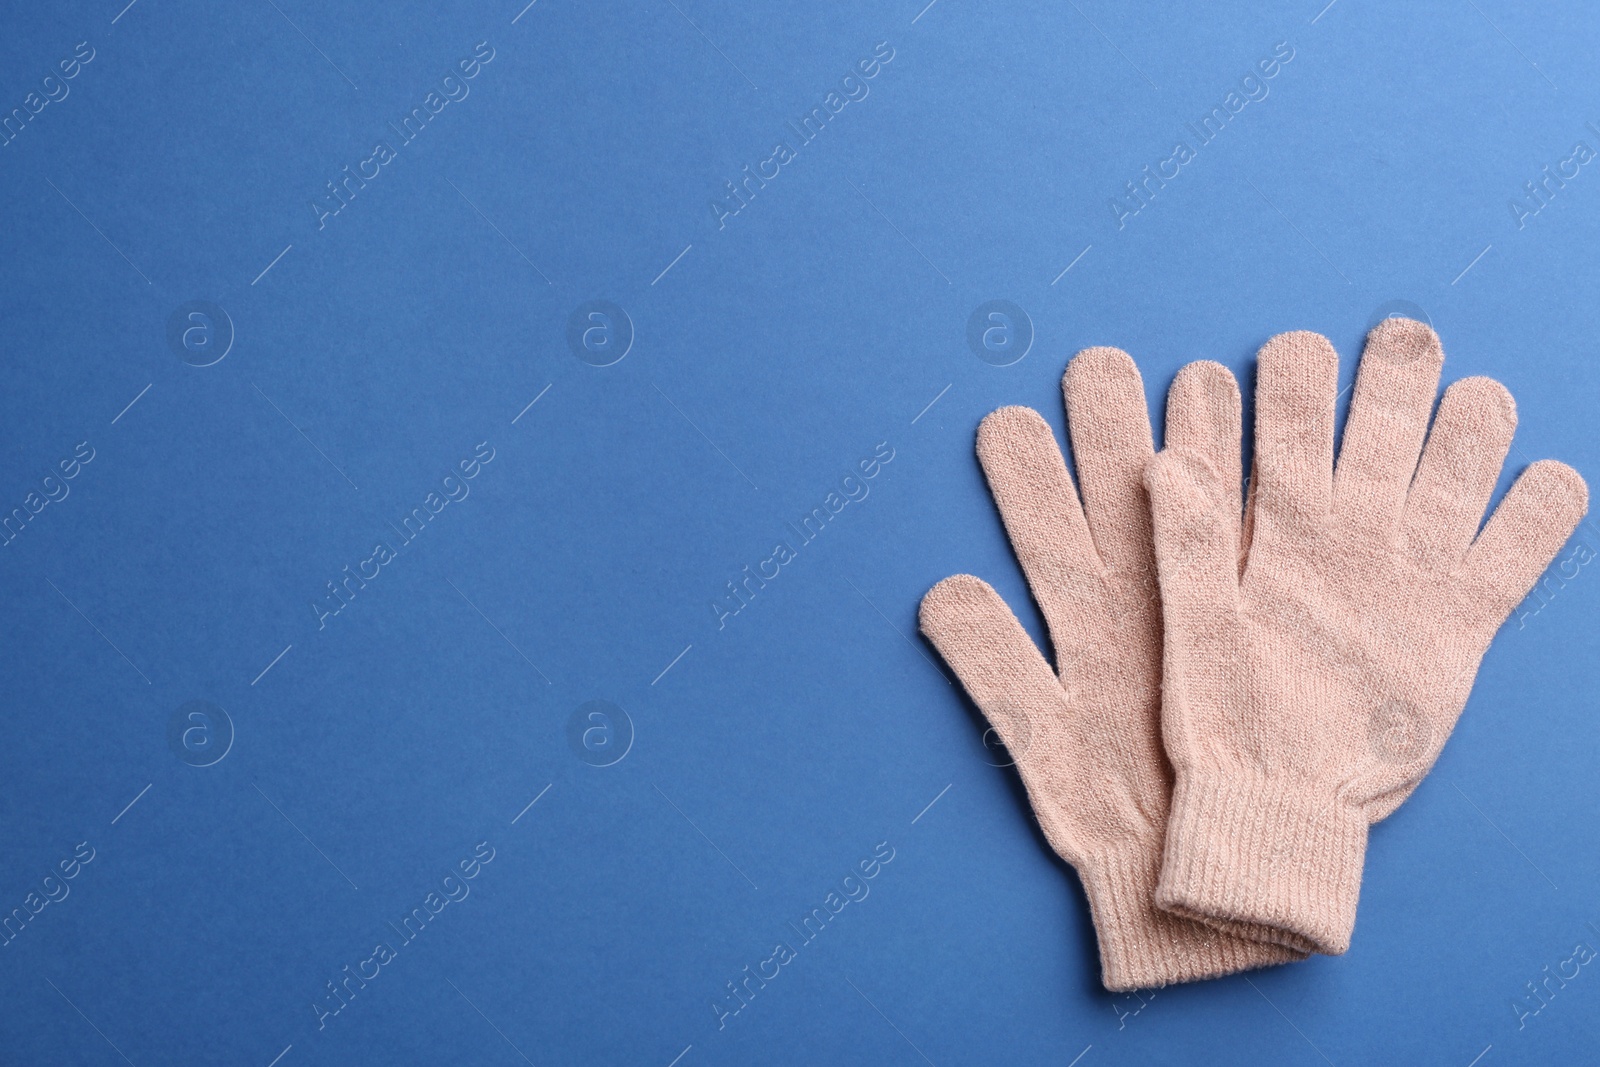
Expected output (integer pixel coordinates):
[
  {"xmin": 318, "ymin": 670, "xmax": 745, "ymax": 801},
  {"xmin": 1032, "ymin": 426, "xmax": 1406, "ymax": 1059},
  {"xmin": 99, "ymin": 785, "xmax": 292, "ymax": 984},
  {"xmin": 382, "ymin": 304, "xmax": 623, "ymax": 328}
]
[
  {"xmin": 1165, "ymin": 360, "xmax": 1244, "ymax": 574},
  {"xmin": 1143, "ymin": 447, "xmax": 1241, "ymax": 781},
  {"xmin": 1401, "ymin": 376, "xmax": 1517, "ymax": 566},
  {"xmin": 920, "ymin": 574, "xmax": 1066, "ymax": 753},
  {"xmin": 1464, "ymin": 459, "xmax": 1589, "ymax": 622},
  {"xmin": 1333, "ymin": 318, "xmax": 1445, "ymax": 530},
  {"xmin": 1253, "ymin": 330, "xmax": 1338, "ymax": 536},
  {"xmin": 1144, "ymin": 448, "xmax": 1241, "ymax": 629},
  {"xmin": 1063, "ymin": 347, "xmax": 1156, "ymax": 571},
  {"xmin": 976, "ymin": 406, "xmax": 1106, "ymax": 660},
  {"xmin": 919, "ymin": 574, "xmax": 1084, "ymax": 858}
]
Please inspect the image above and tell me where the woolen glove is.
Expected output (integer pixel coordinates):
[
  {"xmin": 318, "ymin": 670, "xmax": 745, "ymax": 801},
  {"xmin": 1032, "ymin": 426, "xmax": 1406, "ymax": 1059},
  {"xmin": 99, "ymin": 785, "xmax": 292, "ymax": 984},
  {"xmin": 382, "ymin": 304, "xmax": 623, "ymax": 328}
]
[
  {"xmin": 1145, "ymin": 318, "xmax": 1588, "ymax": 956},
  {"xmin": 920, "ymin": 348, "xmax": 1303, "ymax": 991},
  {"xmin": 1118, "ymin": 347, "xmax": 1414, "ymax": 958}
]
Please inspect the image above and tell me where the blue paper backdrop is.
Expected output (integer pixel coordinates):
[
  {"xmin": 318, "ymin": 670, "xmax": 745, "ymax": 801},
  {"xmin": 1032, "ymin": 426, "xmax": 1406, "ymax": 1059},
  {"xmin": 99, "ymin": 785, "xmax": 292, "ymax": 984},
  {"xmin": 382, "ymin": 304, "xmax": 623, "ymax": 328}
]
[{"xmin": 1, "ymin": 1, "xmax": 1597, "ymax": 1064}]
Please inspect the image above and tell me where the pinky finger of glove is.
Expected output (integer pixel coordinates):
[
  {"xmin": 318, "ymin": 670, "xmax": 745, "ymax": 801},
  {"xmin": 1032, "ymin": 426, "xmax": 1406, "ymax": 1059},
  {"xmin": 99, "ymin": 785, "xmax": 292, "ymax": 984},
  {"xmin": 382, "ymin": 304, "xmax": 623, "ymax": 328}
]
[{"xmin": 1143, "ymin": 448, "xmax": 1243, "ymax": 624}]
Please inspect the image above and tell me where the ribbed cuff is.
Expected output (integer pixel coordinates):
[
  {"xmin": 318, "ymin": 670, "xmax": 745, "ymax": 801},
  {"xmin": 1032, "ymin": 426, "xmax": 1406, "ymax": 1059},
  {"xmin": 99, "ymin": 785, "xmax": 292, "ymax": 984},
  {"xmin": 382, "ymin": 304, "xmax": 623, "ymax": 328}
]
[
  {"xmin": 1079, "ymin": 846, "xmax": 1304, "ymax": 991},
  {"xmin": 1155, "ymin": 770, "xmax": 1369, "ymax": 956}
]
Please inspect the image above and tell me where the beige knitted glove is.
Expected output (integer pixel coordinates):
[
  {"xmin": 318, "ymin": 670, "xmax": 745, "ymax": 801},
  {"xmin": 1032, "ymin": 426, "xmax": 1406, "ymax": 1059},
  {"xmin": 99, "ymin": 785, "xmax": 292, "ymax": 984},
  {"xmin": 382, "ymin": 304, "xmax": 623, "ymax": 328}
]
[
  {"xmin": 1145, "ymin": 318, "xmax": 1588, "ymax": 956},
  {"xmin": 920, "ymin": 348, "xmax": 1303, "ymax": 991}
]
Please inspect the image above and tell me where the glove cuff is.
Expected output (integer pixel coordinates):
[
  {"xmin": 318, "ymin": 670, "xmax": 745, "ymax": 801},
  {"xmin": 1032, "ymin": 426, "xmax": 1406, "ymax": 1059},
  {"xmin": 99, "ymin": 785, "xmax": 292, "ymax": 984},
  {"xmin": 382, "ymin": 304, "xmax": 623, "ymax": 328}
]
[
  {"xmin": 1155, "ymin": 769, "xmax": 1368, "ymax": 955},
  {"xmin": 1079, "ymin": 845, "xmax": 1304, "ymax": 991}
]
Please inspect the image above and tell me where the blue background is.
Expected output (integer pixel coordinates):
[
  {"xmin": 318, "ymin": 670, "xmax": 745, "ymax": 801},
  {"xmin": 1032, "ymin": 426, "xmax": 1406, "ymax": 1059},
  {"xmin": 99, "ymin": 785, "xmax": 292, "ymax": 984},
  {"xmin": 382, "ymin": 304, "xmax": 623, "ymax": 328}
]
[{"xmin": 1, "ymin": 1, "xmax": 1597, "ymax": 1064}]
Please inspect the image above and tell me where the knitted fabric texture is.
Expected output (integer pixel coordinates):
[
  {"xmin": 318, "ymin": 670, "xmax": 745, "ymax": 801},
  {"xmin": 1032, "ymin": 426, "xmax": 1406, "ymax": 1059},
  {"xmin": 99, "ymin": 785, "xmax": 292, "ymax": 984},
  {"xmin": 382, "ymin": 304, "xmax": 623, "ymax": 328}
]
[
  {"xmin": 1145, "ymin": 319, "xmax": 1588, "ymax": 956},
  {"xmin": 1136, "ymin": 350, "xmax": 1407, "ymax": 954},
  {"xmin": 920, "ymin": 348, "xmax": 1303, "ymax": 991}
]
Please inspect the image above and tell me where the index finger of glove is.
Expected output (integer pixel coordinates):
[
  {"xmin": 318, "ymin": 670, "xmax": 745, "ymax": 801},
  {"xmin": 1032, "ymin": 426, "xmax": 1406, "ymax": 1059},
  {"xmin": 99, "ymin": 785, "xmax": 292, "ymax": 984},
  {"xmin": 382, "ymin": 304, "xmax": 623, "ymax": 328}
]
[
  {"xmin": 977, "ymin": 406, "xmax": 1106, "ymax": 656},
  {"xmin": 1063, "ymin": 348, "xmax": 1157, "ymax": 572}
]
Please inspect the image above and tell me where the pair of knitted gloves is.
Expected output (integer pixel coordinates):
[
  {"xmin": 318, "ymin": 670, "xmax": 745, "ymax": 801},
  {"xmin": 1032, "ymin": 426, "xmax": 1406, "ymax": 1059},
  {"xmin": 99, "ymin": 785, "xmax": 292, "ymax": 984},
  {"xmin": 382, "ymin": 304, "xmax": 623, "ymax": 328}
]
[{"xmin": 920, "ymin": 319, "xmax": 1587, "ymax": 990}]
